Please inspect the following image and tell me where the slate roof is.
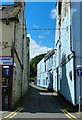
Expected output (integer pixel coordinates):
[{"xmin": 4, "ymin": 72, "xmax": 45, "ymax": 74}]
[
  {"xmin": 44, "ymin": 49, "xmax": 55, "ymax": 61},
  {"xmin": 0, "ymin": 3, "xmax": 22, "ymax": 21}
]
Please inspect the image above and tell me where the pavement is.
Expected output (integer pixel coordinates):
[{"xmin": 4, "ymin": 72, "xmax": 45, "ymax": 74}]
[{"xmin": 1, "ymin": 84, "xmax": 81, "ymax": 120}]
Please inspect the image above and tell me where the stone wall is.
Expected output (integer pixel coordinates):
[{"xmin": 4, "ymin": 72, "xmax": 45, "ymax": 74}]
[
  {"xmin": 0, "ymin": 22, "xmax": 14, "ymax": 56},
  {"xmin": 12, "ymin": 5, "xmax": 29, "ymax": 108}
]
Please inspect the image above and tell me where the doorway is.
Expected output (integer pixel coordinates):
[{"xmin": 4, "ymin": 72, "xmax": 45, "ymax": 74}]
[{"xmin": 2, "ymin": 65, "xmax": 13, "ymax": 110}]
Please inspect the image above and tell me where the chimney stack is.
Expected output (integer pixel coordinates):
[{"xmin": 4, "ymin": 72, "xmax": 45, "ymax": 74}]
[{"xmin": 14, "ymin": 0, "xmax": 24, "ymax": 7}]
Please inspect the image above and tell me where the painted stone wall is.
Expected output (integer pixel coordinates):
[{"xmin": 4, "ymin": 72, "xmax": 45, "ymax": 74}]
[
  {"xmin": 37, "ymin": 58, "xmax": 46, "ymax": 88},
  {"xmin": 54, "ymin": 1, "xmax": 75, "ymax": 104}
]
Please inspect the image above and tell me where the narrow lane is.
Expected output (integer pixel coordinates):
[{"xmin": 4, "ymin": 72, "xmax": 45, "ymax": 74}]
[
  {"xmin": 22, "ymin": 84, "xmax": 63, "ymax": 113},
  {"xmin": 2, "ymin": 84, "xmax": 80, "ymax": 120},
  {"xmin": 21, "ymin": 84, "xmax": 75, "ymax": 113}
]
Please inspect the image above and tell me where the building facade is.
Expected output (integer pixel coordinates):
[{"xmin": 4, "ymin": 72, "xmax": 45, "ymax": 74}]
[
  {"xmin": 37, "ymin": 58, "xmax": 46, "ymax": 88},
  {"xmin": 54, "ymin": 0, "xmax": 82, "ymax": 107},
  {"xmin": 37, "ymin": 49, "xmax": 54, "ymax": 90},
  {"xmin": 0, "ymin": 2, "xmax": 30, "ymax": 110},
  {"xmin": 44, "ymin": 49, "xmax": 55, "ymax": 90}
]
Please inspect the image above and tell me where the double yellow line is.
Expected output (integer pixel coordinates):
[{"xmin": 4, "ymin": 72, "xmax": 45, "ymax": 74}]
[
  {"xmin": 2, "ymin": 108, "xmax": 79, "ymax": 120},
  {"xmin": 3, "ymin": 107, "xmax": 23, "ymax": 120},
  {"xmin": 61, "ymin": 109, "xmax": 79, "ymax": 120}
]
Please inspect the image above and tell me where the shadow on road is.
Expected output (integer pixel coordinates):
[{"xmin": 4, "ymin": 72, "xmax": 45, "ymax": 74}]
[{"xmin": 20, "ymin": 84, "xmax": 77, "ymax": 114}]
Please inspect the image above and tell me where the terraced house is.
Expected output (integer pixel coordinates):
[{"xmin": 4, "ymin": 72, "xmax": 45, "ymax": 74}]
[
  {"xmin": 54, "ymin": 0, "xmax": 82, "ymax": 108},
  {"xmin": 37, "ymin": 0, "xmax": 82, "ymax": 110},
  {"xmin": 37, "ymin": 49, "xmax": 55, "ymax": 90},
  {"xmin": 0, "ymin": 1, "xmax": 30, "ymax": 110}
]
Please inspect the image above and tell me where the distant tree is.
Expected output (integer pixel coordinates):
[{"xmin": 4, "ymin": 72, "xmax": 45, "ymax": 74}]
[{"xmin": 30, "ymin": 53, "xmax": 46, "ymax": 82}]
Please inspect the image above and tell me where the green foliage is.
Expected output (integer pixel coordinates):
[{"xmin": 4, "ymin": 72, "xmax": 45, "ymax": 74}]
[
  {"xmin": 30, "ymin": 53, "xmax": 46, "ymax": 81},
  {"xmin": 69, "ymin": 71, "xmax": 72, "ymax": 80}
]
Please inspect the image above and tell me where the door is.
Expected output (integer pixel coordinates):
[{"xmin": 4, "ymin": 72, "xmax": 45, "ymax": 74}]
[
  {"xmin": 2, "ymin": 77, "xmax": 8, "ymax": 110},
  {"xmin": 2, "ymin": 65, "xmax": 13, "ymax": 110},
  {"xmin": 56, "ymin": 67, "xmax": 59, "ymax": 93},
  {"xmin": 48, "ymin": 71, "xmax": 53, "ymax": 91}
]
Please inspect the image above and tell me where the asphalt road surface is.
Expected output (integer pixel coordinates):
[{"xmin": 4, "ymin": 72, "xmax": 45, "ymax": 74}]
[{"xmin": 2, "ymin": 84, "xmax": 80, "ymax": 120}]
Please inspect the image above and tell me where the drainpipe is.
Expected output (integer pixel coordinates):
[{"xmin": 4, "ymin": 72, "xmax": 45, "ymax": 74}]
[
  {"xmin": 21, "ymin": 3, "xmax": 24, "ymax": 98},
  {"xmin": 70, "ymin": 3, "xmax": 76, "ymax": 105}
]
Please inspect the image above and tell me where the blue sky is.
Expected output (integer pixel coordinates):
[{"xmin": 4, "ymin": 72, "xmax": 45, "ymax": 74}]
[
  {"xmin": 25, "ymin": 2, "xmax": 56, "ymax": 48},
  {"xmin": 1, "ymin": 0, "xmax": 56, "ymax": 58}
]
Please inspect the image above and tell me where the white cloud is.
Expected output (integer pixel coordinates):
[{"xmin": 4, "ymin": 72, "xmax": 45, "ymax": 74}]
[
  {"xmin": 33, "ymin": 24, "xmax": 39, "ymax": 29},
  {"xmin": 30, "ymin": 38, "xmax": 52, "ymax": 59},
  {"xmin": 38, "ymin": 35, "xmax": 45, "ymax": 39},
  {"xmin": 27, "ymin": 34, "xmax": 31, "ymax": 38},
  {"xmin": 50, "ymin": 9, "xmax": 56, "ymax": 20}
]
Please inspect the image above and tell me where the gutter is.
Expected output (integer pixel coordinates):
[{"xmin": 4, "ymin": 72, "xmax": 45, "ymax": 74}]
[
  {"xmin": 70, "ymin": 3, "xmax": 76, "ymax": 105},
  {"xmin": 44, "ymin": 49, "xmax": 55, "ymax": 62}
]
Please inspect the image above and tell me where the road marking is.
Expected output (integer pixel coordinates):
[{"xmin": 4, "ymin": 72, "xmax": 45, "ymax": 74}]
[
  {"xmin": 61, "ymin": 109, "xmax": 73, "ymax": 120},
  {"xmin": 9, "ymin": 108, "xmax": 23, "ymax": 119},
  {"xmin": 61, "ymin": 109, "xmax": 79, "ymax": 120},
  {"xmin": 4, "ymin": 107, "xmax": 23, "ymax": 119},
  {"xmin": 4, "ymin": 107, "xmax": 20, "ymax": 118},
  {"xmin": 64, "ymin": 110, "xmax": 78, "ymax": 119}
]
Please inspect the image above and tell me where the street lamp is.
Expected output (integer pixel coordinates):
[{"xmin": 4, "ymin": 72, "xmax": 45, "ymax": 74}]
[{"xmin": 77, "ymin": 65, "xmax": 82, "ymax": 112}]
